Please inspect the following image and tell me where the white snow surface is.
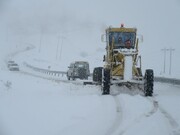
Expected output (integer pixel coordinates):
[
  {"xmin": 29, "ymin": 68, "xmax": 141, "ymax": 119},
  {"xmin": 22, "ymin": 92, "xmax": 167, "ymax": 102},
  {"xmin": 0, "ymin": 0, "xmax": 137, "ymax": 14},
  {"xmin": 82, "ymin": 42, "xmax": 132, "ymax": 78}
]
[
  {"xmin": 1, "ymin": 69, "xmax": 180, "ymax": 135},
  {"xmin": 0, "ymin": 46, "xmax": 180, "ymax": 135}
]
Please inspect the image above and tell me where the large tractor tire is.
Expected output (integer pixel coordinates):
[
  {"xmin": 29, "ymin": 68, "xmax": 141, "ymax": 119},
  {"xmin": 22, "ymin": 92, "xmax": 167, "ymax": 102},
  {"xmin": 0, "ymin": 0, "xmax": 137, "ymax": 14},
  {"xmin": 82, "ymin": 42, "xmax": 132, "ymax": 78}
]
[
  {"xmin": 144, "ymin": 69, "xmax": 154, "ymax": 96},
  {"xmin": 102, "ymin": 68, "xmax": 110, "ymax": 95},
  {"xmin": 93, "ymin": 67, "xmax": 103, "ymax": 83}
]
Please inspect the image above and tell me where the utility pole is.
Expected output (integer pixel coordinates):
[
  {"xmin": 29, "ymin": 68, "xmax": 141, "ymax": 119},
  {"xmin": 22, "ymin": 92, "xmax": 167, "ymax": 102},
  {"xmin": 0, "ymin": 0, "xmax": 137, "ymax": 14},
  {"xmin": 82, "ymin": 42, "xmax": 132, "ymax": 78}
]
[
  {"xmin": 161, "ymin": 48, "xmax": 168, "ymax": 74},
  {"xmin": 59, "ymin": 36, "xmax": 65, "ymax": 60},
  {"xmin": 56, "ymin": 34, "xmax": 60, "ymax": 60},
  {"xmin": 39, "ymin": 27, "xmax": 44, "ymax": 53},
  {"xmin": 56, "ymin": 33, "xmax": 66, "ymax": 60},
  {"xmin": 6, "ymin": 26, "xmax": 8, "ymax": 42},
  {"xmin": 39, "ymin": 31, "xmax": 43, "ymax": 53},
  {"xmin": 167, "ymin": 48, "xmax": 175, "ymax": 75}
]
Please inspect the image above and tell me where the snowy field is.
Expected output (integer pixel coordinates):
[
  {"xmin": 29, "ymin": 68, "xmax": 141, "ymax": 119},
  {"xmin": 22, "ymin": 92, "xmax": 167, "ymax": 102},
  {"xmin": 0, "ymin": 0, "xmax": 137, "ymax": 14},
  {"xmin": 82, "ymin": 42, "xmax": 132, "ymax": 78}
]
[
  {"xmin": 0, "ymin": 67, "xmax": 180, "ymax": 135},
  {"xmin": 0, "ymin": 46, "xmax": 180, "ymax": 135}
]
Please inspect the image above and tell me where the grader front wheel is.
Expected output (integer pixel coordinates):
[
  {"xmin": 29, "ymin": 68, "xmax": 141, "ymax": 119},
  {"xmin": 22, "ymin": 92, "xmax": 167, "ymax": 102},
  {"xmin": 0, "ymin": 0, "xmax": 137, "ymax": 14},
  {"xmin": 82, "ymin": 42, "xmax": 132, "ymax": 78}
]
[{"xmin": 144, "ymin": 69, "xmax": 154, "ymax": 96}]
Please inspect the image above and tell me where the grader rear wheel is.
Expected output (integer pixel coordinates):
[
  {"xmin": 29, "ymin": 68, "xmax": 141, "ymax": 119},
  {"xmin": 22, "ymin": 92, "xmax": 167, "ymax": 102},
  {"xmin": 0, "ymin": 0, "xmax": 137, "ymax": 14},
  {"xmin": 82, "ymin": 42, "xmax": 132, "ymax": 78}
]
[
  {"xmin": 102, "ymin": 68, "xmax": 110, "ymax": 95},
  {"xmin": 93, "ymin": 67, "xmax": 103, "ymax": 83}
]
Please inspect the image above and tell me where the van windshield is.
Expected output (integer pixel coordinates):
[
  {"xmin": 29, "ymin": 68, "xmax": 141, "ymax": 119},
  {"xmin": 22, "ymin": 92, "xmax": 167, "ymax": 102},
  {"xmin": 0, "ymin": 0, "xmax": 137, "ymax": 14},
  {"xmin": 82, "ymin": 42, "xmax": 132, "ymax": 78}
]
[
  {"xmin": 76, "ymin": 64, "xmax": 84, "ymax": 68},
  {"xmin": 75, "ymin": 63, "xmax": 87, "ymax": 68}
]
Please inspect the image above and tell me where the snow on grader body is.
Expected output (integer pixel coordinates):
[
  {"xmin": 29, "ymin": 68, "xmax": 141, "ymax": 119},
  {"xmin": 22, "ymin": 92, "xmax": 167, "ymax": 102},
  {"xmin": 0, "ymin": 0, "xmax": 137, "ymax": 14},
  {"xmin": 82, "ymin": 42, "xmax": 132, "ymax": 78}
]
[{"xmin": 93, "ymin": 25, "xmax": 154, "ymax": 96}]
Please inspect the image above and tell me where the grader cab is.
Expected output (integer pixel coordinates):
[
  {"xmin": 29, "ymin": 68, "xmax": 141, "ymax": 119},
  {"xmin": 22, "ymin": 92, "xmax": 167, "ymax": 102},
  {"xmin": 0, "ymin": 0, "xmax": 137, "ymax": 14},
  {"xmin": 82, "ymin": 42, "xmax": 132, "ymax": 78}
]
[{"xmin": 93, "ymin": 25, "xmax": 154, "ymax": 96}]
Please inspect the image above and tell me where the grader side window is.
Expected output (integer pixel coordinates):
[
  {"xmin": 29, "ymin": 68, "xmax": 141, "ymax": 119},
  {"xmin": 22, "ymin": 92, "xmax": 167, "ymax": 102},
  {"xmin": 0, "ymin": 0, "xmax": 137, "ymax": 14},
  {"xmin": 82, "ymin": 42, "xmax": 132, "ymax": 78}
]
[{"xmin": 109, "ymin": 32, "xmax": 136, "ymax": 49}]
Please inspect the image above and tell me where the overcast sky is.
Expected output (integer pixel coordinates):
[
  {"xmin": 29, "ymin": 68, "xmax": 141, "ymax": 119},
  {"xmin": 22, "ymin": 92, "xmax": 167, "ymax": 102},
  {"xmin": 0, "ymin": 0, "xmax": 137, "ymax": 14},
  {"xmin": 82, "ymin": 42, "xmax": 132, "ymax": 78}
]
[
  {"xmin": 1, "ymin": 0, "xmax": 180, "ymax": 76},
  {"xmin": 1, "ymin": 0, "xmax": 179, "ymax": 34}
]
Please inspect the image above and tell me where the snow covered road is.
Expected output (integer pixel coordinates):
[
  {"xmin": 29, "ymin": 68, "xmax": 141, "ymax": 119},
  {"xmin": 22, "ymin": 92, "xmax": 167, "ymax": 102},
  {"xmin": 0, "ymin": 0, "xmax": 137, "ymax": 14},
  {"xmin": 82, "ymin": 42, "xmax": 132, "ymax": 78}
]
[{"xmin": 0, "ymin": 70, "xmax": 180, "ymax": 135}]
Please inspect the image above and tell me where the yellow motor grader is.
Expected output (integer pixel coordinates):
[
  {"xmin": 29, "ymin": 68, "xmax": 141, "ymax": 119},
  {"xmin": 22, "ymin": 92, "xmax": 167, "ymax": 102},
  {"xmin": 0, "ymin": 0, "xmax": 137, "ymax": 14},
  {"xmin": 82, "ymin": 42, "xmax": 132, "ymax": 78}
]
[{"xmin": 93, "ymin": 25, "xmax": 154, "ymax": 96}]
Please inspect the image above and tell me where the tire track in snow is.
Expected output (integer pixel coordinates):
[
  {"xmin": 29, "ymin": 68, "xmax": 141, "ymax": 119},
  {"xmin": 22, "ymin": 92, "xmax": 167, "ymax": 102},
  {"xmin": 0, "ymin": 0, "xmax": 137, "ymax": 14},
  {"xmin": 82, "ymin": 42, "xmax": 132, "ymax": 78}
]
[
  {"xmin": 104, "ymin": 94, "xmax": 160, "ymax": 135},
  {"xmin": 105, "ymin": 96, "xmax": 123, "ymax": 135},
  {"xmin": 103, "ymin": 95, "xmax": 158, "ymax": 135},
  {"xmin": 146, "ymin": 98, "xmax": 159, "ymax": 117},
  {"xmin": 116, "ymin": 97, "xmax": 159, "ymax": 135},
  {"xmin": 159, "ymin": 106, "xmax": 180, "ymax": 135},
  {"xmin": 149, "ymin": 97, "xmax": 180, "ymax": 135}
]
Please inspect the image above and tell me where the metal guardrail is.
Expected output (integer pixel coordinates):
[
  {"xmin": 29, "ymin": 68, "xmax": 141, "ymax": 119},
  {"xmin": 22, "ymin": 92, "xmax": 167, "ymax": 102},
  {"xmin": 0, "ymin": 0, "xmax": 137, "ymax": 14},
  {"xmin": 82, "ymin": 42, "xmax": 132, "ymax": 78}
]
[
  {"xmin": 154, "ymin": 77, "xmax": 180, "ymax": 85},
  {"xmin": 23, "ymin": 62, "xmax": 67, "ymax": 77},
  {"xmin": 23, "ymin": 62, "xmax": 180, "ymax": 86}
]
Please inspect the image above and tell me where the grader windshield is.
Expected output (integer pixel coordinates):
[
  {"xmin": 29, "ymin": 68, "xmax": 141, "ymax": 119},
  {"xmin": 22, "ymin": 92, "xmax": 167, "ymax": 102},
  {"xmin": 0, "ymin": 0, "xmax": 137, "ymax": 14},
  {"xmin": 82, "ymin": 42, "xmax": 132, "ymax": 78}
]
[{"xmin": 107, "ymin": 31, "xmax": 136, "ymax": 49}]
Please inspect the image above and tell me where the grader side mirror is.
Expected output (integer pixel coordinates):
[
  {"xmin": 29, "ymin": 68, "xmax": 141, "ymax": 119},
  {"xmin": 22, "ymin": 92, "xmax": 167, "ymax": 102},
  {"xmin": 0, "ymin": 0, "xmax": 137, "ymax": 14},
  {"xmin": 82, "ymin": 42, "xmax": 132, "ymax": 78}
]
[
  {"xmin": 137, "ymin": 35, "xmax": 143, "ymax": 43},
  {"xmin": 101, "ymin": 34, "xmax": 107, "ymax": 42}
]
